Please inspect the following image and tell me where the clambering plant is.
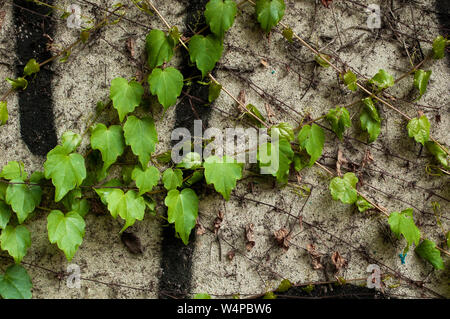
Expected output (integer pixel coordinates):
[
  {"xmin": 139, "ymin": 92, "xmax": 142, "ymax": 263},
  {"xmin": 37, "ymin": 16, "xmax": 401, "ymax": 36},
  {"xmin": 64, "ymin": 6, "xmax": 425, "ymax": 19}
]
[{"xmin": 0, "ymin": 0, "xmax": 448, "ymax": 298}]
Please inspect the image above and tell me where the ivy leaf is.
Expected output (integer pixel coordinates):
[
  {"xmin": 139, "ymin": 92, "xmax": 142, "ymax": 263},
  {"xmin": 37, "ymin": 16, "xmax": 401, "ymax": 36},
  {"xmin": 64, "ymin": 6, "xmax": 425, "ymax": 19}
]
[
  {"xmin": 407, "ymin": 115, "xmax": 430, "ymax": 146},
  {"xmin": 415, "ymin": 239, "xmax": 444, "ymax": 270},
  {"xmin": 44, "ymin": 146, "xmax": 86, "ymax": 202},
  {"xmin": 0, "ymin": 201, "xmax": 12, "ymax": 229},
  {"xmin": 425, "ymin": 141, "xmax": 448, "ymax": 168},
  {"xmin": 413, "ymin": 70, "xmax": 431, "ymax": 101},
  {"xmin": 315, "ymin": 54, "xmax": 330, "ymax": 68},
  {"xmin": 355, "ymin": 195, "xmax": 373, "ymax": 212},
  {"xmin": 184, "ymin": 170, "xmax": 204, "ymax": 187},
  {"xmin": 432, "ymin": 35, "xmax": 447, "ymax": 60},
  {"xmin": 326, "ymin": 106, "xmax": 351, "ymax": 140},
  {"xmin": 245, "ymin": 104, "xmax": 266, "ymax": 127},
  {"xmin": 0, "ymin": 101, "xmax": 8, "ymax": 125},
  {"xmin": 297, "ymin": 124, "xmax": 325, "ymax": 166},
  {"xmin": 388, "ymin": 208, "xmax": 421, "ymax": 251},
  {"xmin": 282, "ymin": 27, "xmax": 293, "ymax": 43},
  {"xmin": 193, "ymin": 293, "xmax": 212, "ymax": 299},
  {"xmin": 270, "ymin": 122, "xmax": 294, "ymax": 141},
  {"xmin": 6, "ymin": 77, "xmax": 28, "ymax": 90},
  {"xmin": 258, "ymin": 138, "xmax": 294, "ymax": 183},
  {"xmin": 47, "ymin": 210, "xmax": 85, "ymax": 261},
  {"xmin": 23, "ymin": 59, "xmax": 40, "ymax": 77},
  {"xmin": 145, "ymin": 29, "xmax": 175, "ymax": 69},
  {"xmin": 105, "ymin": 189, "xmax": 146, "ymax": 233},
  {"xmin": 369, "ymin": 69, "xmax": 394, "ymax": 89},
  {"xmin": 203, "ymin": 155, "xmax": 243, "ymax": 201},
  {"xmin": 91, "ymin": 124, "xmax": 125, "ymax": 177},
  {"xmin": 6, "ymin": 179, "xmax": 42, "ymax": 224},
  {"xmin": 0, "ymin": 225, "xmax": 31, "ymax": 264},
  {"xmin": 342, "ymin": 70, "xmax": 357, "ymax": 91},
  {"xmin": 123, "ymin": 116, "xmax": 158, "ymax": 168},
  {"xmin": 177, "ymin": 152, "xmax": 202, "ymax": 170},
  {"xmin": 205, "ymin": 0, "xmax": 237, "ymax": 38},
  {"xmin": 148, "ymin": 67, "xmax": 184, "ymax": 110},
  {"xmin": 162, "ymin": 168, "xmax": 183, "ymax": 191},
  {"xmin": 329, "ymin": 172, "xmax": 358, "ymax": 204},
  {"xmin": 132, "ymin": 166, "xmax": 160, "ymax": 195},
  {"xmin": 255, "ymin": 0, "xmax": 286, "ymax": 33},
  {"xmin": 110, "ymin": 77, "xmax": 144, "ymax": 122},
  {"xmin": 0, "ymin": 264, "xmax": 32, "ymax": 299},
  {"xmin": 61, "ymin": 188, "xmax": 89, "ymax": 218},
  {"xmin": 164, "ymin": 188, "xmax": 199, "ymax": 245},
  {"xmin": 94, "ymin": 178, "xmax": 122, "ymax": 205},
  {"xmin": 0, "ymin": 161, "xmax": 27, "ymax": 180},
  {"xmin": 208, "ymin": 82, "xmax": 222, "ymax": 103},
  {"xmin": 189, "ymin": 35, "xmax": 223, "ymax": 78},
  {"xmin": 61, "ymin": 131, "xmax": 82, "ymax": 153},
  {"xmin": 360, "ymin": 97, "xmax": 381, "ymax": 143},
  {"xmin": 276, "ymin": 279, "xmax": 292, "ymax": 292}
]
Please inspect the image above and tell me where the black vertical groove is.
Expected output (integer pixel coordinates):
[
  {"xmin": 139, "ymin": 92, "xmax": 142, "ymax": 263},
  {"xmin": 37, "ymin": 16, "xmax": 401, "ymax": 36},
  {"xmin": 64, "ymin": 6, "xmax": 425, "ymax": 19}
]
[
  {"xmin": 13, "ymin": 0, "xmax": 57, "ymax": 155},
  {"xmin": 158, "ymin": 0, "xmax": 214, "ymax": 299},
  {"xmin": 435, "ymin": 0, "xmax": 450, "ymax": 67}
]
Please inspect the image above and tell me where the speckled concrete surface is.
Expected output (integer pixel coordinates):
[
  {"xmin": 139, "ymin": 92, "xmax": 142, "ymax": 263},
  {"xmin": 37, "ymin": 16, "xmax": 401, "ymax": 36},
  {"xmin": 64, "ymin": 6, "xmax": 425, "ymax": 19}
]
[{"xmin": 0, "ymin": 0, "xmax": 448, "ymax": 299}]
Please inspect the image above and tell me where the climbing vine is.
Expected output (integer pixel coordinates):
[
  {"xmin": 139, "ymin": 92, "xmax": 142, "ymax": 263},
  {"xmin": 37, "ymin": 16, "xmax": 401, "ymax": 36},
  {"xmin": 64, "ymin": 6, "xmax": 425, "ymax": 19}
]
[{"xmin": 0, "ymin": 0, "xmax": 448, "ymax": 299}]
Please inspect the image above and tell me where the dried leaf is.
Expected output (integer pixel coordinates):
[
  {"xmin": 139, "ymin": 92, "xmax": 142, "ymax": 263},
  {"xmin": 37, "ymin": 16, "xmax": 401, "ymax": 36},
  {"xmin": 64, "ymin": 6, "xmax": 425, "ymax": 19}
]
[
  {"xmin": 196, "ymin": 220, "xmax": 206, "ymax": 236},
  {"xmin": 361, "ymin": 149, "xmax": 373, "ymax": 169},
  {"xmin": 331, "ymin": 251, "xmax": 347, "ymax": 271},
  {"xmin": 237, "ymin": 89, "xmax": 246, "ymax": 107},
  {"xmin": 274, "ymin": 227, "xmax": 291, "ymax": 251},
  {"xmin": 336, "ymin": 148, "xmax": 347, "ymax": 177},
  {"xmin": 245, "ymin": 223, "xmax": 255, "ymax": 251},
  {"xmin": 227, "ymin": 250, "xmax": 235, "ymax": 261},
  {"xmin": 260, "ymin": 59, "xmax": 269, "ymax": 68},
  {"xmin": 320, "ymin": 0, "xmax": 333, "ymax": 8},
  {"xmin": 214, "ymin": 211, "xmax": 224, "ymax": 235},
  {"xmin": 126, "ymin": 37, "xmax": 136, "ymax": 58},
  {"xmin": 298, "ymin": 215, "xmax": 303, "ymax": 231},
  {"xmin": 306, "ymin": 243, "xmax": 323, "ymax": 269},
  {"xmin": 121, "ymin": 231, "xmax": 143, "ymax": 254}
]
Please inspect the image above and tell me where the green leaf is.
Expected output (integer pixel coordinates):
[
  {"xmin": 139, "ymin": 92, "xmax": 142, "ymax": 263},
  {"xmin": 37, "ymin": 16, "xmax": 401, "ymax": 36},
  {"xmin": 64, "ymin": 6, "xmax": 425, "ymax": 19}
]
[
  {"xmin": 315, "ymin": 54, "xmax": 330, "ymax": 68},
  {"xmin": 245, "ymin": 104, "xmax": 266, "ymax": 127},
  {"xmin": 61, "ymin": 188, "xmax": 89, "ymax": 218},
  {"xmin": 193, "ymin": 293, "xmax": 212, "ymax": 299},
  {"xmin": 164, "ymin": 188, "xmax": 199, "ymax": 245},
  {"xmin": 203, "ymin": 155, "xmax": 243, "ymax": 201},
  {"xmin": 6, "ymin": 178, "xmax": 42, "ymax": 224},
  {"xmin": 94, "ymin": 178, "xmax": 122, "ymax": 205},
  {"xmin": 326, "ymin": 106, "xmax": 351, "ymax": 140},
  {"xmin": 80, "ymin": 30, "xmax": 90, "ymax": 43},
  {"xmin": 208, "ymin": 81, "xmax": 222, "ymax": 103},
  {"xmin": 162, "ymin": 168, "xmax": 183, "ymax": 191},
  {"xmin": 297, "ymin": 124, "xmax": 325, "ymax": 166},
  {"xmin": 177, "ymin": 152, "xmax": 202, "ymax": 170},
  {"xmin": 0, "ymin": 201, "xmax": 12, "ymax": 229},
  {"xmin": 169, "ymin": 26, "xmax": 181, "ymax": 44},
  {"xmin": 282, "ymin": 27, "xmax": 293, "ymax": 43},
  {"xmin": 105, "ymin": 189, "xmax": 146, "ymax": 233},
  {"xmin": 148, "ymin": 67, "xmax": 184, "ymax": 110},
  {"xmin": 432, "ymin": 35, "xmax": 447, "ymax": 60},
  {"xmin": 263, "ymin": 291, "xmax": 277, "ymax": 299},
  {"xmin": 189, "ymin": 35, "xmax": 223, "ymax": 78},
  {"xmin": 0, "ymin": 161, "xmax": 27, "ymax": 180},
  {"xmin": 6, "ymin": 77, "xmax": 28, "ymax": 90},
  {"xmin": 413, "ymin": 70, "xmax": 432, "ymax": 101},
  {"xmin": 123, "ymin": 116, "xmax": 158, "ymax": 168},
  {"xmin": 255, "ymin": 0, "xmax": 285, "ymax": 33},
  {"xmin": 276, "ymin": 279, "xmax": 292, "ymax": 292},
  {"xmin": 369, "ymin": 69, "xmax": 394, "ymax": 89},
  {"xmin": 258, "ymin": 138, "xmax": 294, "ymax": 183},
  {"xmin": 145, "ymin": 29, "xmax": 175, "ymax": 69},
  {"xmin": 342, "ymin": 71, "xmax": 357, "ymax": 91},
  {"xmin": 446, "ymin": 231, "xmax": 450, "ymax": 248},
  {"xmin": 47, "ymin": 210, "xmax": 85, "ymax": 261},
  {"xmin": 355, "ymin": 195, "xmax": 373, "ymax": 212},
  {"xmin": 110, "ymin": 77, "xmax": 144, "ymax": 122},
  {"xmin": 184, "ymin": 170, "xmax": 204, "ymax": 187},
  {"xmin": 293, "ymin": 152, "xmax": 309, "ymax": 172},
  {"xmin": 0, "ymin": 101, "xmax": 8, "ymax": 125},
  {"xmin": 91, "ymin": 124, "xmax": 125, "ymax": 177},
  {"xmin": 205, "ymin": 0, "xmax": 237, "ymax": 38},
  {"xmin": 360, "ymin": 97, "xmax": 381, "ymax": 143},
  {"xmin": 132, "ymin": 166, "xmax": 160, "ymax": 195},
  {"xmin": 44, "ymin": 146, "xmax": 86, "ymax": 202},
  {"xmin": 270, "ymin": 122, "xmax": 294, "ymax": 141},
  {"xmin": 0, "ymin": 225, "xmax": 31, "ymax": 264},
  {"xmin": 407, "ymin": 115, "xmax": 430, "ymax": 146},
  {"xmin": 0, "ymin": 264, "xmax": 32, "ymax": 299},
  {"xmin": 61, "ymin": 131, "xmax": 82, "ymax": 153},
  {"xmin": 415, "ymin": 239, "xmax": 444, "ymax": 270},
  {"xmin": 329, "ymin": 172, "xmax": 358, "ymax": 204},
  {"xmin": 388, "ymin": 208, "xmax": 421, "ymax": 251},
  {"xmin": 425, "ymin": 141, "xmax": 448, "ymax": 168},
  {"xmin": 23, "ymin": 59, "xmax": 40, "ymax": 77}
]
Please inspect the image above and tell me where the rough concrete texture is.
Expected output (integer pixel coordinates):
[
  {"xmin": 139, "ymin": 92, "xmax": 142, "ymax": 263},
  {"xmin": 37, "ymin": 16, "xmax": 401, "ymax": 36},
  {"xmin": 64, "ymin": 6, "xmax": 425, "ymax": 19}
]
[{"xmin": 0, "ymin": 0, "xmax": 449, "ymax": 299}]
